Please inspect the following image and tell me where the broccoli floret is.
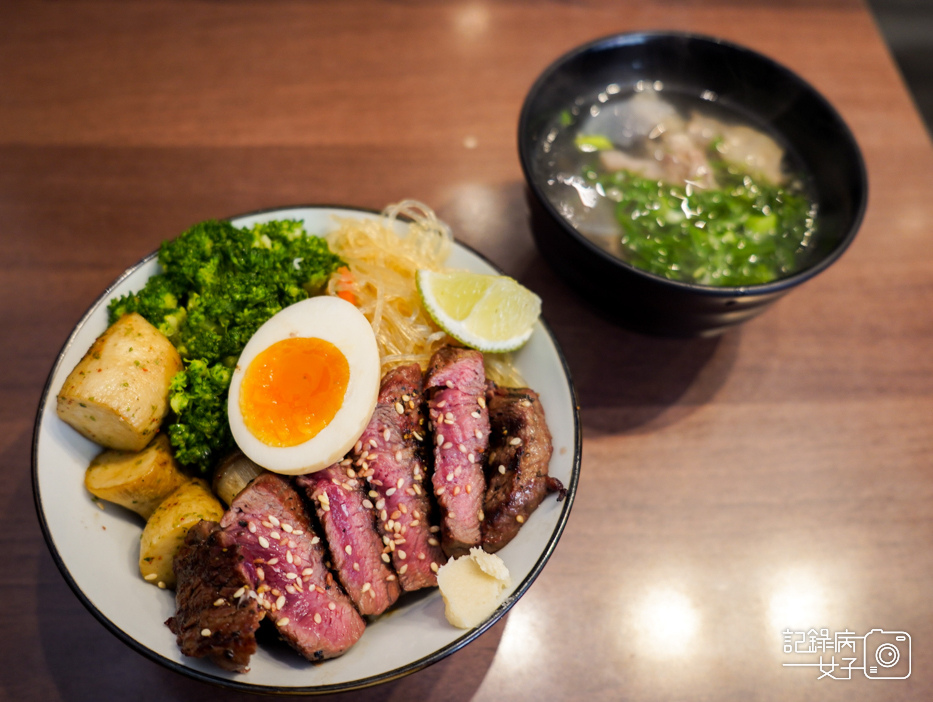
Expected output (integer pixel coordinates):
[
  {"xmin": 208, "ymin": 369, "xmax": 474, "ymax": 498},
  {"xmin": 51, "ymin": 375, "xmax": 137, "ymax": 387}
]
[
  {"xmin": 167, "ymin": 360, "xmax": 233, "ymax": 470},
  {"xmin": 108, "ymin": 218, "xmax": 344, "ymax": 473},
  {"xmin": 109, "ymin": 275, "xmax": 188, "ymax": 344}
]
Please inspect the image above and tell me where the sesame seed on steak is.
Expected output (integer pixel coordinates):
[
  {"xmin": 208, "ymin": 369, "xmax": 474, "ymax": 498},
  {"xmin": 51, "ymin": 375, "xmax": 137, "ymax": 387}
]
[
  {"xmin": 220, "ymin": 472, "xmax": 365, "ymax": 661},
  {"xmin": 425, "ymin": 346, "xmax": 490, "ymax": 558},
  {"xmin": 296, "ymin": 463, "xmax": 401, "ymax": 615},
  {"xmin": 482, "ymin": 384, "xmax": 565, "ymax": 553},
  {"xmin": 166, "ymin": 519, "xmax": 262, "ymax": 673},
  {"xmin": 352, "ymin": 363, "xmax": 446, "ymax": 590}
]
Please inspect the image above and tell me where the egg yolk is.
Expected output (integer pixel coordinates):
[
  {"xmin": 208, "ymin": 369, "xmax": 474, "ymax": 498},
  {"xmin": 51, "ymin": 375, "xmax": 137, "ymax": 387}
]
[{"xmin": 239, "ymin": 337, "xmax": 350, "ymax": 448}]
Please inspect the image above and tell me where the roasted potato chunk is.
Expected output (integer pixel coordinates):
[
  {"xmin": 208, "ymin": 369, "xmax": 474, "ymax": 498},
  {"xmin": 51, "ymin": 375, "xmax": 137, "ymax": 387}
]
[
  {"xmin": 139, "ymin": 478, "xmax": 223, "ymax": 589},
  {"xmin": 57, "ymin": 312, "xmax": 182, "ymax": 452},
  {"xmin": 85, "ymin": 434, "xmax": 189, "ymax": 519}
]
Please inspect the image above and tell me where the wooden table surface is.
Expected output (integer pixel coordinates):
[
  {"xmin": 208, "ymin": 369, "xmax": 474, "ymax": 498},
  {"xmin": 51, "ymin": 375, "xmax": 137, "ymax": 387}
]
[{"xmin": 3, "ymin": 1, "xmax": 932, "ymax": 700}]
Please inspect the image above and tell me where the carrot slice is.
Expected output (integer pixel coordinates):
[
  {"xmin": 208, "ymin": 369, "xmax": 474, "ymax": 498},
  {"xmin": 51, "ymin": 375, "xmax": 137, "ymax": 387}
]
[{"xmin": 333, "ymin": 266, "xmax": 357, "ymax": 305}]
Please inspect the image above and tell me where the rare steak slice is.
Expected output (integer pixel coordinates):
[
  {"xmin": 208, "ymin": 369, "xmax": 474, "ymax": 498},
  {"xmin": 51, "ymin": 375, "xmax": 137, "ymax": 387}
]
[
  {"xmin": 352, "ymin": 363, "xmax": 446, "ymax": 590},
  {"xmin": 166, "ymin": 520, "xmax": 262, "ymax": 673},
  {"xmin": 424, "ymin": 346, "xmax": 490, "ymax": 558},
  {"xmin": 296, "ymin": 464, "xmax": 400, "ymax": 615},
  {"xmin": 482, "ymin": 385, "xmax": 566, "ymax": 553},
  {"xmin": 220, "ymin": 472, "xmax": 366, "ymax": 661}
]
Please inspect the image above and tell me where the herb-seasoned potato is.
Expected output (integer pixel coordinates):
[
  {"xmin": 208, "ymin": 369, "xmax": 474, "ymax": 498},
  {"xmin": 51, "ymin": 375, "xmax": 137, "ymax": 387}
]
[
  {"xmin": 139, "ymin": 478, "xmax": 223, "ymax": 589},
  {"xmin": 85, "ymin": 434, "xmax": 189, "ymax": 519},
  {"xmin": 57, "ymin": 312, "xmax": 182, "ymax": 452}
]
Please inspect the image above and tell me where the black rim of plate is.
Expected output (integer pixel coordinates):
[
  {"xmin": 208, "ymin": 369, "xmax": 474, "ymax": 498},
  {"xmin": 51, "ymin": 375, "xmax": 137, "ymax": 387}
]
[
  {"xmin": 31, "ymin": 204, "xmax": 582, "ymax": 695},
  {"xmin": 517, "ymin": 30, "xmax": 869, "ymax": 298}
]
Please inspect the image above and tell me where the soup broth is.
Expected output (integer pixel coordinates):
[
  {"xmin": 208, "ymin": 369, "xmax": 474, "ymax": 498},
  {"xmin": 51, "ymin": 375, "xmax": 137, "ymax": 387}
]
[{"xmin": 534, "ymin": 83, "xmax": 818, "ymax": 287}]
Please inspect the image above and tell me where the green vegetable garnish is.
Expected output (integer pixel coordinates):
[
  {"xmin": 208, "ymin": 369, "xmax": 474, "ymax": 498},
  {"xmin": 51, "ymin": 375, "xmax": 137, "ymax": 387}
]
[
  {"xmin": 574, "ymin": 133, "xmax": 615, "ymax": 152},
  {"xmin": 589, "ymin": 160, "xmax": 815, "ymax": 286},
  {"xmin": 109, "ymin": 219, "xmax": 344, "ymax": 473}
]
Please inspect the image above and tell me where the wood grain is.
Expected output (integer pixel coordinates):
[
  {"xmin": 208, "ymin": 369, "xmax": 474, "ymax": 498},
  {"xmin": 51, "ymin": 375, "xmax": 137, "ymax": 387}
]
[{"xmin": 2, "ymin": 0, "xmax": 932, "ymax": 700}]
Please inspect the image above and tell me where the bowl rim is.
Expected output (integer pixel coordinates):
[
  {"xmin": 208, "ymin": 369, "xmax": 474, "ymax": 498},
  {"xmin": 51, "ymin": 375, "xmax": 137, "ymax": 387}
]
[
  {"xmin": 30, "ymin": 203, "xmax": 583, "ymax": 694},
  {"xmin": 517, "ymin": 29, "xmax": 869, "ymax": 298}
]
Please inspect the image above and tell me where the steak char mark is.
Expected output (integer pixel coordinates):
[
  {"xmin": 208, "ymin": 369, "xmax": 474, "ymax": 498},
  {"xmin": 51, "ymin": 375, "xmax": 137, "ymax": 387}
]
[
  {"xmin": 166, "ymin": 520, "xmax": 263, "ymax": 673},
  {"xmin": 296, "ymin": 464, "xmax": 401, "ymax": 615},
  {"xmin": 425, "ymin": 347, "xmax": 490, "ymax": 558},
  {"xmin": 352, "ymin": 363, "xmax": 447, "ymax": 590},
  {"xmin": 482, "ymin": 384, "xmax": 565, "ymax": 553},
  {"xmin": 221, "ymin": 472, "xmax": 366, "ymax": 661}
]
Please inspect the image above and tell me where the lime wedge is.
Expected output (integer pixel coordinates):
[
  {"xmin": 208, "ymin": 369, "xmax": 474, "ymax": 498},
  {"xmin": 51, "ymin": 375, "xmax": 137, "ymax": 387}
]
[{"xmin": 416, "ymin": 270, "xmax": 542, "ymax": 353}]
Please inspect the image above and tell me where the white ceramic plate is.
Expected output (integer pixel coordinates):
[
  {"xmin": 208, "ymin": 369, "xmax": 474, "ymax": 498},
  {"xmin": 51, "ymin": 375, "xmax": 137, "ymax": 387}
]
[{"xmin": 32, "ymin": 205, "xmax": 580, "ymax": 694}]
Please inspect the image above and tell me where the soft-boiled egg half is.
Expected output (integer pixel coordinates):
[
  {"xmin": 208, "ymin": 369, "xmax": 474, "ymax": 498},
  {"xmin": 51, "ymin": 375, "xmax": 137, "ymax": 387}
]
[{"xmin": 227, "ymin": 296, "xmax": 380, "ymax": 475}]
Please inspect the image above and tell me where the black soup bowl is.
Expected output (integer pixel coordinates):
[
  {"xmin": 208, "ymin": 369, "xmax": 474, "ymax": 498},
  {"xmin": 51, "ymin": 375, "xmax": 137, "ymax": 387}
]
[{"xmin": 518, "ymin": 32, "xmax": 868, "ymax": 337}]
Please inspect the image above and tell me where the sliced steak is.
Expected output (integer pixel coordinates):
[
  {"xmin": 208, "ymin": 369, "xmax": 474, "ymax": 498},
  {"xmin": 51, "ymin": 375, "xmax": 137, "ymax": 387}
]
[
  {"xmin": 166, "ymin": 520, "xmax": 263, "ymax": 673},
  {"xmin": 424, "ymin": 346, "xmax": 490, "ymax": 558},
  {"xmin": 483, "ymin": 385, "xmax": 566, "ymax": 553},
  {"xmin": 296, "ymin": 464, "xmax": 400, "ymax": 615},
  {"xmin": 352, "ymin": 363, "xmax": 446, "ymax": 590},
  {"xmin": 220, "ymin": 472, "xmax": 366, "ymax": 661}
]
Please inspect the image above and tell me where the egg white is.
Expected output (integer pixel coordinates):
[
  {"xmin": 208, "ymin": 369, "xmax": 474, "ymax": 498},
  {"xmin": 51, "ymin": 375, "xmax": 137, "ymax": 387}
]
[{"xmin": 227, "ymin": 295, "xmax": 380, "ymax": 475}]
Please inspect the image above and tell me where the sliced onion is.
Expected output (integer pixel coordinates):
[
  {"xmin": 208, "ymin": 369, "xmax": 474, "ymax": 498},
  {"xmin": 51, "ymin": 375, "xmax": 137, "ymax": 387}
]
[{"xmin": 213, "ymin": 451, "xmax": 264, "ymax": 506}]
